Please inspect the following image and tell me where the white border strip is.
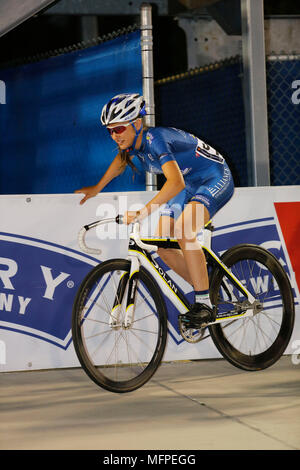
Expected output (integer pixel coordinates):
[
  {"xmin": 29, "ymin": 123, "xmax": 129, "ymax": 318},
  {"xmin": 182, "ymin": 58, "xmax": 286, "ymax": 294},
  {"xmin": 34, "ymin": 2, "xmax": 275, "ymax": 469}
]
[
  {"xmin": 0, "ymin": 234, "xmax": 99, "ymax": 266},
  {"xmin": 0, "ymin": 321, "xmax": 70, "ymax": 348}
]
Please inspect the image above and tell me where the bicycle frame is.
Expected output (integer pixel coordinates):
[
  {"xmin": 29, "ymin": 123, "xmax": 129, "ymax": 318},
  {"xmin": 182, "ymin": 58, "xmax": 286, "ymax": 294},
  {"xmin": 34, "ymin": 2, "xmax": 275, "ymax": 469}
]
[
  {"xmin": 74, "ymin": 217, "xmax": 295, "ymax": 392},
  {"xmin": 111, "ymin": 222, "xmax": 257, "ymax": 328},
  {"xmin": 78, "ymin": 217, "xmax": 257, "ymax": 329}
]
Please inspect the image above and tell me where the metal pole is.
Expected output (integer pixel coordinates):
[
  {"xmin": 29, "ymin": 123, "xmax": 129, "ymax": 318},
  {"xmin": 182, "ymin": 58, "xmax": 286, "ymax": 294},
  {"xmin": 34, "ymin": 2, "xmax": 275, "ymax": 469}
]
[
  {"xmin": 80, "ymin": 15, "xmax": 98, "ymax": 43},
  {"xmin": 241, "ymin": 0, "xmax": 270, "ymax": 186},
  {"xmin": 140, "ymin": 3, "xmax": 157, "ymax": 191}
]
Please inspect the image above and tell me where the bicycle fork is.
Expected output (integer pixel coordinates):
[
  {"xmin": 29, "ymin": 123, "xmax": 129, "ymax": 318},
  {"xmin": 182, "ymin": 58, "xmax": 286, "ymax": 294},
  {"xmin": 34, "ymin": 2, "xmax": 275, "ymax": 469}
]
[{"xmin": 109, "ymin": 255, "xmax": 139, "ymax": 328}]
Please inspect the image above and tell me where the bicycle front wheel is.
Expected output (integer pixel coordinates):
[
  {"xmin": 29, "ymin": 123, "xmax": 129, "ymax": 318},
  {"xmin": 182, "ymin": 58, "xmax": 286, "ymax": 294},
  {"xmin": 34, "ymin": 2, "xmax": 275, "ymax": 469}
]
[
  {"xmin": 72, "ymin": 259, "xmax": 167, "ymax": 393},
  {"xmin": 209, "ymin": 244, "xmax": 295, "ymax": 371}
]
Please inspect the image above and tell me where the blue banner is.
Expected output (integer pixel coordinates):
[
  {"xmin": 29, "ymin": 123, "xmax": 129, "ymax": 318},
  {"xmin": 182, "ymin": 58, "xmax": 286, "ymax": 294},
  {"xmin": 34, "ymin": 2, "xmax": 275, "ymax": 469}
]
[
  {"xmin": 0, "ymin": 217, "xmax": 295, "ymax": 349},
  {"xmin": 0, "ymin": 233, "xmax": 97, "ymax": 348},
  {"xmin": 0, "ymin": 30, "xmax": 144, "ymax": 194}
]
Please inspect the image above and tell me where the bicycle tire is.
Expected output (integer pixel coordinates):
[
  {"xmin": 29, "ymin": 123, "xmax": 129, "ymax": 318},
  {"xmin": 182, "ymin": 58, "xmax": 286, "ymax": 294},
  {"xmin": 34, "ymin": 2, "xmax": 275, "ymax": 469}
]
[
  {"xmin": 72, "ymin": 258, "xmax": 167, "ymax": 393},
  {"xmin": 209, "ymin": 244, "xmax": 295, "ymax": 371}
]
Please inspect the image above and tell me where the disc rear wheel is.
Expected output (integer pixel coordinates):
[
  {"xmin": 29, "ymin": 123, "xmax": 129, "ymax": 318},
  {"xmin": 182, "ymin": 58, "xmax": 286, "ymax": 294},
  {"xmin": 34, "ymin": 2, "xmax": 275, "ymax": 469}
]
[{"xmin": 209, "ymin": 245, "xmax": 295, "ymax": 371}]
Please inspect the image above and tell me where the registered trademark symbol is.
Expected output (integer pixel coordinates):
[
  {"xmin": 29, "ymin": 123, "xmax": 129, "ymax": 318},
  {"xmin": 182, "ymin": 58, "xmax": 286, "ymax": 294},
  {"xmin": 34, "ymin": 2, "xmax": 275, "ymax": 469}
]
[{"xmin": 67, "ymin": 280, "xmax": 75, "ymax": 288}]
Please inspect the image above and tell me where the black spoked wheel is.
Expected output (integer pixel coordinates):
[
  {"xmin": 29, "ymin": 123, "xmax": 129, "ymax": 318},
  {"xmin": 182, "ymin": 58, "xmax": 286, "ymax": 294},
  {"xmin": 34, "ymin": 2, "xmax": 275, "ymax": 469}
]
[
  {"xmin": 209, "ymin": 244, "xmax": 295, "ymax": 371},
  {"xmin": 72, "ymin": 259, "xmax": 167, "ymax": 393}
]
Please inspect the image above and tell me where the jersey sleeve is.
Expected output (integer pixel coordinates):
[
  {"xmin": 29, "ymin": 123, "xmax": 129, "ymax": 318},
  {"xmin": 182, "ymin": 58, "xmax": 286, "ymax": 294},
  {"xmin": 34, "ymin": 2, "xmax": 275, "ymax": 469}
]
[{"xmin": 147, "ymin": 129, "xmax": 176, "ymax": 167}]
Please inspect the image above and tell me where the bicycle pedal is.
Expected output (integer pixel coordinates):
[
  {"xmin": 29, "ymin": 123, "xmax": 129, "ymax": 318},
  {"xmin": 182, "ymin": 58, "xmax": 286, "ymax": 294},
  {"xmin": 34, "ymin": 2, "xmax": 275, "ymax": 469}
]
[
  {"xmin": 178, "ymin": 314, "xmax": 201, "ymax": 330},
  {"xmin": 179, "ymin": 305, "xmax": 215, "ymax": 330}
]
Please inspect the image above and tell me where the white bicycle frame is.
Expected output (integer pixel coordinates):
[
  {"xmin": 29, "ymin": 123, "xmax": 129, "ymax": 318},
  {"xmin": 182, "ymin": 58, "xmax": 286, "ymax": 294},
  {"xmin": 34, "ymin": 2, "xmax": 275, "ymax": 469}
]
[{"xmin": 78, "ymin": 217, "xmax": 257, "ymax": 330}]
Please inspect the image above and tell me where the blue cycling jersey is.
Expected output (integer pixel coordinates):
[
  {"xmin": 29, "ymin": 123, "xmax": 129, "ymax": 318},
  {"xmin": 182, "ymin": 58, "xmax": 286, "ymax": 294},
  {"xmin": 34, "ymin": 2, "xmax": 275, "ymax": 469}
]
[
  {"xmin": 130, "ymin": 126, "xmax": 234, "ymax": 218},
  {"xmin": 130, "ymin": 127, "xmax": 226, "ymax": 184}
]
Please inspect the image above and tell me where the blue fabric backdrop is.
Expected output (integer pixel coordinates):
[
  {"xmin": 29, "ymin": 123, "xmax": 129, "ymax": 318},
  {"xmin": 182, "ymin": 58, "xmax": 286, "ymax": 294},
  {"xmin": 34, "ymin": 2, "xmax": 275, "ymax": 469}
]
[{"xmin": 0, "ymin": 31, "xmax": 145, "ymax": 194}]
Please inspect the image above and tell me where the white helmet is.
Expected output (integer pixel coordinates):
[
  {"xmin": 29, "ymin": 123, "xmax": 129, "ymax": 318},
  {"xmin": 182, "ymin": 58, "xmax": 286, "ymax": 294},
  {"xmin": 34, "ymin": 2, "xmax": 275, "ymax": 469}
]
[{"xmin": 100, "ymin": 93, "xmax": 146, "ymax": 126}]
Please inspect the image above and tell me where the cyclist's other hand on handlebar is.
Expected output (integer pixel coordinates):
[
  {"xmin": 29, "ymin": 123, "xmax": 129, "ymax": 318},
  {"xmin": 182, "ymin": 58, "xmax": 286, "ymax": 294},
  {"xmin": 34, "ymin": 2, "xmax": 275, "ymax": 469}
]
[
  {"xmin": 74, "ymin": 185, "xmax": 99, "ymax": 205},
  {"xmin": 123, "ymin": 211, "xmax": 141, "ymax": 225}
]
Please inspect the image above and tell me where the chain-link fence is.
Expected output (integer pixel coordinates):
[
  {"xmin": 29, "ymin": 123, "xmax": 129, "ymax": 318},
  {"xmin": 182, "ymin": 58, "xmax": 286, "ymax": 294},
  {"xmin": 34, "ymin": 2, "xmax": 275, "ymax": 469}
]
[
  {"xmin": 266, "ymin": 55, "xmax": 300, "ymax": 186},
  {"xmin": 155, "ymin": 57, "xmax": 248, "ymax": 187},
  {"xmin": 155, "ymin": 55, "xmax": 300, "ymax": 187}
]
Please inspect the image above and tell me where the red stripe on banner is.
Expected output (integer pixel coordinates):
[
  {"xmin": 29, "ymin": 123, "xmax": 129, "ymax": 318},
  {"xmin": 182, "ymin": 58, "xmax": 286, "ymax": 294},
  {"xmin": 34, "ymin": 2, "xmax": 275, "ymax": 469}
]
[{"xmin": 274, "ymin": 201, "xmax": 300, "ymax": 291}]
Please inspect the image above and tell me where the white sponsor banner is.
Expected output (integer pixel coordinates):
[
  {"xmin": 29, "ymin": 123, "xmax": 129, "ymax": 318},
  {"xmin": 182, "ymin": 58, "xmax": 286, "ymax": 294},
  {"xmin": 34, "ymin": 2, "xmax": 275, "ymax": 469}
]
[{"xmin": 0, "ymin": 186, "xmax": 299, "ymax": 372}]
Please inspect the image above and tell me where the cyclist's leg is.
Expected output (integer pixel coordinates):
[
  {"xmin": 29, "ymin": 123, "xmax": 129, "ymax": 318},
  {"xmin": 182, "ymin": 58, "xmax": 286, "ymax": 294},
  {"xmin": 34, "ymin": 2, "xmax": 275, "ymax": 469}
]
[
  {"xmin": 155, "ymin": 192, "xmax": 193, "ymax": 285},
  {"xmin": 155, "ymin": 216, "xmax": 193, "ymax": 285},
  {"xmin": 175, "ymin": 200, "xmax": 216, "ymax": 327},
  {"xmin": 180, "ymin": 164, "xmax": 234, "ymax": 295},
  {"xmin": 177, "ymin": 164, "xmax": 234, "ymax": 325},
  {"xmin": 156, "ymin": 163, "xmax": 234, "ymax": 299},
  {"xmin": 174, "ymin": 201, "xmax": 210, "ymax": 292},
  {"xmin": 155, "ymin": 214, "xmax": 175, "ymax": 238}
]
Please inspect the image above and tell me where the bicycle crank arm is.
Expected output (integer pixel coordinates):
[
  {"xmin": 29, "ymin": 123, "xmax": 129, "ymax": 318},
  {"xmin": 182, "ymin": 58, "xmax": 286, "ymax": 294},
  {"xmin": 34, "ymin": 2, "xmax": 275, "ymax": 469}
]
[{"xmin": 214, "ymin": 300, "xmax": 262, "ymax": 323}]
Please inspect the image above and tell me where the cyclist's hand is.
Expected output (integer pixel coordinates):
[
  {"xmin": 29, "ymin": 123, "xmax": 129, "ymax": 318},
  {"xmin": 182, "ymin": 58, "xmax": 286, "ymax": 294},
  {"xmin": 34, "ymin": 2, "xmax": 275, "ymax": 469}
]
[
  {"xmin": 123, "ymin": 211, "xmax": 140, "ymax": 225},
  {"xmin": 74, "ymin": 185, "xmax": 99, "ymax": 205}
]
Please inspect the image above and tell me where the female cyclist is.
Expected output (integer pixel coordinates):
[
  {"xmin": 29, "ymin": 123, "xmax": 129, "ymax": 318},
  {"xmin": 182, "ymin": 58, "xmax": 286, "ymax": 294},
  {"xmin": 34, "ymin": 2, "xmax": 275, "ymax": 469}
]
[{"xmin": 75, "ymin": 93, "xmax": 234, "ymax": 328}]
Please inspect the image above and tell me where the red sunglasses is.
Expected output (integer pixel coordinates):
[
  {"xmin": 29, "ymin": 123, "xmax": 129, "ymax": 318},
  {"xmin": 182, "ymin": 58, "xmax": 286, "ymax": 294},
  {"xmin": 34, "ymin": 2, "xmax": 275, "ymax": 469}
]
[{"xmin": 107, "ymin": 121, "xmax": 133, "ymax": 135}]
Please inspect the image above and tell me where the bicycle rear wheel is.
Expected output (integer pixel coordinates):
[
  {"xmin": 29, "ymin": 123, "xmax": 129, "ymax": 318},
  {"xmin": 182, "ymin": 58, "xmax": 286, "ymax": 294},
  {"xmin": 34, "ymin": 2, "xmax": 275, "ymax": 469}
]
[
  {"xmin": 72, "ymin": 259, "xmax": 167, "ymax": 393},
  {"xmin": 209, "ymin": 244, "xmax": 294, "ymax": 371}
]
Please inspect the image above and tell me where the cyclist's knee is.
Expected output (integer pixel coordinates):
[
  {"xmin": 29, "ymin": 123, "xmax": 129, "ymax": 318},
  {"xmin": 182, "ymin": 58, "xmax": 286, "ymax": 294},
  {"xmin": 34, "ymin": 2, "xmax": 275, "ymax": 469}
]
[
  {"xmin": 174, "ymin": 222, "xmax": 195, "ymax": 244},
  {"xmin": 157, "ymin": 247, "xmax": 171, "ymax": 258},
  {"xmin": 157, "ymin": 247, "xmax": 179, "ymax": 264},
  {"xmin": 157, "ymin": 247, "xmax": 164, "ymax": 258},
  {"xmin": 155, "ymin": 215, "xmax": 175, "ymax": 238}
]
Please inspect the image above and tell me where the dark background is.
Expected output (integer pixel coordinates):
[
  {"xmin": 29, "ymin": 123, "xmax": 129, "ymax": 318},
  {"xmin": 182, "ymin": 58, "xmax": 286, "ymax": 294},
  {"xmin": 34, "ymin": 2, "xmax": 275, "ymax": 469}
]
[{"xmin": 0, "ymin": 0, "xmax": 299, "ymax": 80}]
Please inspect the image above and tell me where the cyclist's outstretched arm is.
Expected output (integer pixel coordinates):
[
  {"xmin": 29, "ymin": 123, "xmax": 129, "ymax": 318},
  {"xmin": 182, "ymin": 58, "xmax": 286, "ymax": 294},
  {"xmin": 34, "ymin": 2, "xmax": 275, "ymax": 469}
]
[
  {"xmin": 144, "ymin": 161, "xmax": 185, "ymax": 217},
  {"xmin": 75, "ymin": 153, "xmax": 125, "ymax": 205}
]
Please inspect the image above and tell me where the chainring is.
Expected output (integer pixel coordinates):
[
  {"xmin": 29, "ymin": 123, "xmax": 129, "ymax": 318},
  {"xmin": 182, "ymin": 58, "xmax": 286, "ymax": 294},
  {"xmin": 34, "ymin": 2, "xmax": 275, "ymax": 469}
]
[{"xmin": 178, "ymin": 318, "xmax": 207, "ymax": 343}]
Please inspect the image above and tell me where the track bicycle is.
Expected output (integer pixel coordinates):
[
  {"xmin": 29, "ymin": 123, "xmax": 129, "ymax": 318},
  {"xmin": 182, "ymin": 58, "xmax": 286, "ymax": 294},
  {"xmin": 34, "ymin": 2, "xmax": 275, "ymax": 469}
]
[{"xmin": 72, "ymin": 215, "xmax": 295, "ymax": 393}]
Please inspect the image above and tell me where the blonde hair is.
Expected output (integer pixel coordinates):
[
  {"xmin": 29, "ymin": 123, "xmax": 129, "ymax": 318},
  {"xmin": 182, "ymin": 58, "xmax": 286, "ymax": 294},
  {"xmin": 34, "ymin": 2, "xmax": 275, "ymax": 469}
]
[{"xmin": 119, "ymin": 122, "xmax": 148, "ymax": 174}]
